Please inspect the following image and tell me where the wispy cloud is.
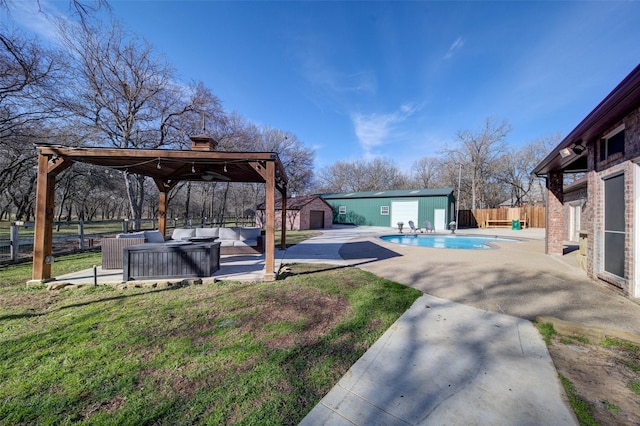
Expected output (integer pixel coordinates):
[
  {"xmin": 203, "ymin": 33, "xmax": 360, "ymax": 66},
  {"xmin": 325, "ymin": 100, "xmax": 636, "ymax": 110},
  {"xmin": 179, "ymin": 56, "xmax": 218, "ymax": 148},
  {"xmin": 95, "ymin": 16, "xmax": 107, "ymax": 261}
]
[
  {"xmin": 5, "ymin": 0, "xmax": 62, "ymax": 41},
  {"xmin": 287, "ymin": 28, "xmax": 378, "ymax": 102},
  {"xmin": 299, "ymin": 48, "xmax": 377, "ymax": 96},
  {"xmin": 351, "ymin": 103, "xmax": 419, "ymax": 157},
  {"xmin": 445, "ymin": 36, "xmax": 464, "ymax": 59}
]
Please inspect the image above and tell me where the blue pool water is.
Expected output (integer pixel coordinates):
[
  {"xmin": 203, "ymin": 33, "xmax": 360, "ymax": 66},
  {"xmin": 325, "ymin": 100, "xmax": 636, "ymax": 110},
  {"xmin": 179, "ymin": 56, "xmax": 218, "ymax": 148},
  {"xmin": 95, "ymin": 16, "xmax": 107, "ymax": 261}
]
[{"xmin": 379, "ymin": 234, "xmax": 518, "ymax": 249}]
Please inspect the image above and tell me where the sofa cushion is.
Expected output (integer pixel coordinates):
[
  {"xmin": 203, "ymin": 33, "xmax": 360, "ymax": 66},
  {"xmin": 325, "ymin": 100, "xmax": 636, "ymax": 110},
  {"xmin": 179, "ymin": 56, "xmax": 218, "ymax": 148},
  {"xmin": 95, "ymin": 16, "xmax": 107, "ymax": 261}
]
[
  {"xmin": 219, "ymin": 239, "xmax": 236, "ymax": 247},
  {"xmin": 144, "ymin": 230, "xmax": 165, "ymax": 243},
  {"xmin": 239, "ymin": 227, "xmax": 261, "ymax": 240},
  {"xmin": 117, "ymin": 231, "xmax": 146, "ymax": 239},
  {"xmin": 172, "ymin": 228, "xmax": 196, "ymax": 241},
  {"xmin": 195, "ymin": 227, "xmax": 219, "ymax": 238},
  {"xmin": 234, "ymin": 239, "xmax": 258, "ymax": 247},
  {"xmin": 218, "ymin": 227, "xmax": 240, "ymax": 240}
]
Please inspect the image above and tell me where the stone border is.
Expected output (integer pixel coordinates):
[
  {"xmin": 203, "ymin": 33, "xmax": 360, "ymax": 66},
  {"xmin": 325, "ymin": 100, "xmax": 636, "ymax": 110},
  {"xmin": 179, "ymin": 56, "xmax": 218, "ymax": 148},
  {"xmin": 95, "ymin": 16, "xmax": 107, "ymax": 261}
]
[{"xmin": 45, "ymin": 277, "xmax": 218, "ymax": 292}]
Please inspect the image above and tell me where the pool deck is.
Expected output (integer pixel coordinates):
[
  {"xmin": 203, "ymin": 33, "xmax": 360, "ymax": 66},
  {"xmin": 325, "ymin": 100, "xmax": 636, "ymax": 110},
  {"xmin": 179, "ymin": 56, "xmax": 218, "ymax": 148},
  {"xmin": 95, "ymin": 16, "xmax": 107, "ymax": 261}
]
[
  {"xmin": 298, "ymin": 226, "xmax": 639, "ymax": 425},
  {"xmin": 48, "ymin": 225, "xmax": 640, "ymax": 425}
]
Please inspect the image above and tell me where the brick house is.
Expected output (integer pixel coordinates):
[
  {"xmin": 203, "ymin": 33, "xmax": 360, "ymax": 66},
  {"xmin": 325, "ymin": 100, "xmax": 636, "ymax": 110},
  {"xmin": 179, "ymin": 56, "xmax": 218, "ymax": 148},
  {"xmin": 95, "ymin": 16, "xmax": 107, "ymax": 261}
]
[
  {"xmin": 256, "ymin": 195, "xmax": 333, "ymax": 231},
  {"xmin": 533, "ymin": 64, "xmax": 640, "ymax": 298}
]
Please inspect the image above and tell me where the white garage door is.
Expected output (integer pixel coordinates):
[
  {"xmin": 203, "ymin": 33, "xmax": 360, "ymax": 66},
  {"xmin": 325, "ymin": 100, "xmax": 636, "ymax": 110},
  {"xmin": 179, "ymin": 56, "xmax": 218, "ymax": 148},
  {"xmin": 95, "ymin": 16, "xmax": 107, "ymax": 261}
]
[{"xmin": 391, "ymin": 201, "xmax": 419, "ymax": 229}]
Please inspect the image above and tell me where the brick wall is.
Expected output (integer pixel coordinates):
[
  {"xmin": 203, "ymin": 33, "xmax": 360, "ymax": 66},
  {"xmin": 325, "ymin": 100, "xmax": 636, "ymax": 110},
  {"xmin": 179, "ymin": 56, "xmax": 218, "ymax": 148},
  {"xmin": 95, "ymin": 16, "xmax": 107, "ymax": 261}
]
[
  {"xmin": 585, "ymin": 170, "xmax": 597, "ymax": 278},
  {"xmin": 546, "ymin": 170, "xmax": 564, "ymax": 255},
  {"xmin": 295, "ymin": 199, "xmax": 334, "ymax": 230},
  {"xmin": 589, "ymin": 106, "xmax": 640, "ymax": 296},
  {"xmin": 255, "ymin": 198, "xmax": 333, "ymax": 231},
  {"xmin": 562, "ymin": 184, "xmax": 587, "ymax": 241}
]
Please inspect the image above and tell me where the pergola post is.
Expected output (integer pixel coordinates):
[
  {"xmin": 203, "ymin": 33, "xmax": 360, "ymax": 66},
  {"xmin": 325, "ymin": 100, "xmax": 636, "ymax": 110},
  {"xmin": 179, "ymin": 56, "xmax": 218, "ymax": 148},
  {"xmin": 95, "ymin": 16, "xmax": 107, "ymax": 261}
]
[
  {"xmin": 158, "ymin": 191, "xmax": 168, "ymax": 236},
  {"xmin": 32, "ymin": 153, "xmax": 54, "ymax": 281},
  {"xmin": 264, "ymin": 161, "xmax": 276, "ymax": 281},
  {"xmin": 153, "ymin": 179, "xmax": 173, "ymax": 238},
  {"xmin": 31, "ymin": 152, "xmax": 72, "ymax": 282}
]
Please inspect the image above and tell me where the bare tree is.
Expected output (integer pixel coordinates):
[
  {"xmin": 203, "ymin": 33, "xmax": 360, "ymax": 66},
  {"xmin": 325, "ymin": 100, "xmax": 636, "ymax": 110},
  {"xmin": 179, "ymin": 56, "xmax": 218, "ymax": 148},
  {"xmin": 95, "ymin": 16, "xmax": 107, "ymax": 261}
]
[
  {"xmin": 498, "ymin": 134, "xmax": 561, "ymax": 206},
  {"xmin": 256, "ymin": 126, "xmax": 314, "ymax": 197},
  {"xmin": 0, "ymin": 27, "xmax": 70, "ymax": 215},
  {"xmin": 364, "ymin": 158, "xmax": 408, "ymax": 190},
  {"xmin": 213, "ymin": 111, "xmax": 257, "ymax": 152},
  {"xmin": 0, "ymin": 0, "xmax": 109, "ymax": 27},
  {"xmin": 0, "ymin": 29, "xmax": 66, "ymax": 135},
  {"xmin": 163, "ymin": 82, "xmax": 227, "ymax": 217},
  {"xmin": 0, "ymin": 1, "xmax": 114, "ymax": 220},
  {"xmin": 410, "ymin": 156, "xmax": 444, "ymax": 188},
  {"xmin": 315, "ymin": 158, "xmax": 408, "ymax": 193},
  {"xmin": 58, "ymin": 21, "xmax": 209, "ymax": 227},
  {"xmin": 441, "ymin": 117, "xmax": 511, "ymax": 208},
  {"xmin": 315, "ymin": 161, "xmax": 365, "ymax": 193}
]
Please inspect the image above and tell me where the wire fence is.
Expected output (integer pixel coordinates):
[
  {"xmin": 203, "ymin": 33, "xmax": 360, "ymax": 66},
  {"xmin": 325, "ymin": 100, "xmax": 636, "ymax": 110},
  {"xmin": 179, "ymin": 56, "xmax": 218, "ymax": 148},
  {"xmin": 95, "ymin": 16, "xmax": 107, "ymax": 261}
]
[{"xmin": 0, "ymin": 216, "xmax": 257, "ymax": 264}]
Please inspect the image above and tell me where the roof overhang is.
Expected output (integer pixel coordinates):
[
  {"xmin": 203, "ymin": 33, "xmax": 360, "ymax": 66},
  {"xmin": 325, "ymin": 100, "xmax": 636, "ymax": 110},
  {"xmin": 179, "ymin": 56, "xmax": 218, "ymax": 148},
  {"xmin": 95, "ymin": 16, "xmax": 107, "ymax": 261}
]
[{"xmin": 533, "ymin": 64, "xmax": 640, "ymax": 176}]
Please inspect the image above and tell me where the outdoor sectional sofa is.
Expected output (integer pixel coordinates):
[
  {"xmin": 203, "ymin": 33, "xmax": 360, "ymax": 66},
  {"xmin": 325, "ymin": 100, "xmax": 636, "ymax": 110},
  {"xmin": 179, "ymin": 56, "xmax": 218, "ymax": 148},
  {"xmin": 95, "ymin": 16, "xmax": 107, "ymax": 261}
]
[
  {"xmin": 170, "ymin": 227, "xmax": 264, "ymax": 255},
  {"xmin": 101, "ymin": 227, "xmax": 264, "ymax": 270}
]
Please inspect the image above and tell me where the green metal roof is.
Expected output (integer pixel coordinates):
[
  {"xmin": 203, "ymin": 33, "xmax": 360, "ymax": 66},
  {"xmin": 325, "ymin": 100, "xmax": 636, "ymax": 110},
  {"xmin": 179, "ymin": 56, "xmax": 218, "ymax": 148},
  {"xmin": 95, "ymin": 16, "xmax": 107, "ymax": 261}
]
[{"xmin": 320, "ymin": 188, "xmax": 454, "ymax": 199}]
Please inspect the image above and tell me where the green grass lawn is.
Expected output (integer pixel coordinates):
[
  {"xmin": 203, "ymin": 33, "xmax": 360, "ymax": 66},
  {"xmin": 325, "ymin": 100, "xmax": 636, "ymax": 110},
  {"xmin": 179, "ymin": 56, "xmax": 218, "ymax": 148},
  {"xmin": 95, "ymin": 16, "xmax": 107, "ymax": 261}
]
[{"xmin": 0, "ymin": 254, "xmax": 421, "ymax": 424}]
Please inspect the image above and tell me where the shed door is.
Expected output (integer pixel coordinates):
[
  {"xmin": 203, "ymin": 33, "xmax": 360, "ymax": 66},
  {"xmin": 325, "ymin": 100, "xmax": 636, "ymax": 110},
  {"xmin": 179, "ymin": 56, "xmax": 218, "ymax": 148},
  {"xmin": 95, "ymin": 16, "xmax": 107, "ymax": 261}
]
[
  {"xmin": 391, "ymin": 201, "xmax": 419, "ymax": 229},
  {"xmin": 604, "ymin": 174, "xmax": 625, "ymax": 278},
  {"xmin": 434, "ymin": 209, "xmax": 446, "ymax": 231},
  {"xmin": 309, "ymin": 210, "xmax": 325, "ymax": 229}
]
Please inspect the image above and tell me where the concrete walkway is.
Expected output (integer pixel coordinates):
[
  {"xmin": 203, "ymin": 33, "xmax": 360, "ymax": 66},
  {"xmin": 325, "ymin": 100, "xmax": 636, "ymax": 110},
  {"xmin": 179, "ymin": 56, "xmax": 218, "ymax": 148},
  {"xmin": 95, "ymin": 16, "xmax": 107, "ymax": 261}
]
[
  {"xmin": 283, "ymin": 227, "xmax": 564, "ymax": 424},
  {"xmin": 301, "ymin": 294, "xmax": 574, "ymax": 425},
  {"xmin": 285, "ymin": 226, "xmax": 640, "ymax": 425}
]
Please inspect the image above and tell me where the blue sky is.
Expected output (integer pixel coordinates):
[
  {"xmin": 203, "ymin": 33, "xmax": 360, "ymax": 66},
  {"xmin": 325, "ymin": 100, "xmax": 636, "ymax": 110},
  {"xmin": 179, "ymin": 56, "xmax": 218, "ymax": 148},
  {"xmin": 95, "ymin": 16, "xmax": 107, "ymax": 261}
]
[{"xmin": 6, "ymin": 1, "xmax": 640, "ymax": 171}]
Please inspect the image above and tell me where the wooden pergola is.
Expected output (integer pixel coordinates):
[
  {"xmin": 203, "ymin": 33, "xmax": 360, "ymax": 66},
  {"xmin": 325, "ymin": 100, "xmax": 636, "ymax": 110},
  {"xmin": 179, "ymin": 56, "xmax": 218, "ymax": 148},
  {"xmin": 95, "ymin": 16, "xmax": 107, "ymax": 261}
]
[{"xmin": 31, "ymin": 138, "xmax": 288, "ymax": 282}]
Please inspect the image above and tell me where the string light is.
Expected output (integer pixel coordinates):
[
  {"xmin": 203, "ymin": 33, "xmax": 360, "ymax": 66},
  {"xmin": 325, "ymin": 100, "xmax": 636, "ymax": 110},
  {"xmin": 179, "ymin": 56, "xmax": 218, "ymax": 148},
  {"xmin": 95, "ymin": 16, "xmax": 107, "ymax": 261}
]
[
  {"xmin": 156, "ymin": 158, "xmax": 162, "ymax": 169},
  {"xmin": 223, "ymin": 162, "xmax": 227, "ymax": 173},
  {"xmin": 191, "ymin": 162, "xmax": 196, "ymax": 174}
]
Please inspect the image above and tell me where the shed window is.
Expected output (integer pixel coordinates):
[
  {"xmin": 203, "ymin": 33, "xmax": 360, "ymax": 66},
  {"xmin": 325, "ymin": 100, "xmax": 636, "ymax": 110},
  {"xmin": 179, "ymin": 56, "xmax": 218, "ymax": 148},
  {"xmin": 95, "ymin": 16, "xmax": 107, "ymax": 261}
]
[
  {"xmin": 600, "ymin": 125, "xmax": 625, "ymax": 161},
  {"xmin": 338, "ymin": 206, "xmax": 347, "ymax": 214},
  {"xmin": 380, "ymin": 206, "xmax": 389, "ymax": 215}
]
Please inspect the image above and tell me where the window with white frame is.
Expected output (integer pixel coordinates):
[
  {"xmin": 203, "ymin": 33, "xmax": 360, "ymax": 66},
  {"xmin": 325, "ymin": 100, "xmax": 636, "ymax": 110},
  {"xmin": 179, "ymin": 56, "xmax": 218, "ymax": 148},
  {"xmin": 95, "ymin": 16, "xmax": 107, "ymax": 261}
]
[
  {"xmin": 600, "ymin": 124, "xmax": 625, "ymax": 162},
  {"xmin": 338, "ymin": 206, "xmax": 347, "ymax": 214},
  {"xmin": 380, "ymin": 206, "xmax": 389, "ymax": 215}
]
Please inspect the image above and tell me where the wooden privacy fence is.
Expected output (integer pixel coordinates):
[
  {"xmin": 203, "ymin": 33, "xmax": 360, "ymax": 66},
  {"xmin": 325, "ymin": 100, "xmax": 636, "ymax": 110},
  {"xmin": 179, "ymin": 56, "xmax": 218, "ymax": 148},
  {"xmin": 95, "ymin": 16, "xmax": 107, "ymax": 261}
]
[{"xmin": 457, "ymin": 207, "xmax": 546, "ymax": 229}]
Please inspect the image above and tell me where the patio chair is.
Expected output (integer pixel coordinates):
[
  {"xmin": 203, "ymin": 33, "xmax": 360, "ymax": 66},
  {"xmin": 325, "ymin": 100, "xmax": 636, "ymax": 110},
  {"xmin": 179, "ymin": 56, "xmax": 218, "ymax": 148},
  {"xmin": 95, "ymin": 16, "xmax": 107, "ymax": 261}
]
[
  {"xmin": 101, "ymin": 236, "xmax": 146, "ymax": 269},
  {"xmin": 423, "ymin": 220, "xmax": 435, "ymax": 233},
  {"xmin": 408, "ymin": 220, "xmax": 421, "ymax": 233}
]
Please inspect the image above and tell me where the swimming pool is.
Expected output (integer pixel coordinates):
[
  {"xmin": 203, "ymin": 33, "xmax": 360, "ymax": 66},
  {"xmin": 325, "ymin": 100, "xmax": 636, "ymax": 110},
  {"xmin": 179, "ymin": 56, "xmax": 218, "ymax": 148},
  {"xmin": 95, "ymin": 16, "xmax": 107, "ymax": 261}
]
[{"xmin": 379, "ymin": 234, "xmax": 519, "ymax": 249}]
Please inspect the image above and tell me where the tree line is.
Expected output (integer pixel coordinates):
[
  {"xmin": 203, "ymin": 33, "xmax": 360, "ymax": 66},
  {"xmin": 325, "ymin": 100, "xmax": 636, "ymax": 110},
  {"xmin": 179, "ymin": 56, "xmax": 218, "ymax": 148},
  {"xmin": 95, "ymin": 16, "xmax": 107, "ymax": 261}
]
[
  {"xmin": 0, "ymin": 1, "xmax": 314, "ymax": 225},
  {"xmin": 315, "ymin": 118, "xmax": 558, "ymax": 209},
  {"xmin": 1, "ymin": 1, "xmax": 557, "ymax": 226}
]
